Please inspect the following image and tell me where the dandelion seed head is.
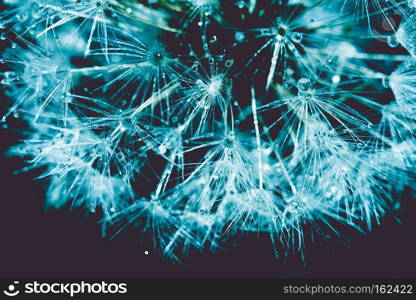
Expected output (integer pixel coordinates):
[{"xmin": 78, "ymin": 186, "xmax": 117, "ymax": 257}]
[
  {"xmin": 189, "ymin": 0, "xmax": 218, "ymax": 10},
  {"xmin": 200, "ymin": 75, "xmax": 222, "ymax": 97},
  {"xmin": 396, "ymin": 14, "xmax": 416, "ymax": 57},
  {"xmin": 2, "ymin": 0, "xmax": 415, "ymax": 262}
]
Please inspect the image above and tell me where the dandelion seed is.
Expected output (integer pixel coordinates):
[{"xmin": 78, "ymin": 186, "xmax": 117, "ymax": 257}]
[
  {"xmin": 396, "ymin": 15, "xmax": 416, "ymax": 57},
  {"xmin": 389, "ymin": 62, "xmax": 416, "ymax": 117}
]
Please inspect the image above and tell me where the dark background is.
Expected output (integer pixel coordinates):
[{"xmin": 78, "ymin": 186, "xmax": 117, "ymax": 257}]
[{"xmin": 1, "ymin": 126, "xmax": 415, "ymax": 278}]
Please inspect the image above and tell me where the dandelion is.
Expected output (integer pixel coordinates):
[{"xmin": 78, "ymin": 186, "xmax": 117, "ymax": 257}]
[
  {"xmin": 396, "ymin": 13, "xmax": 416, "ymax": 57},
  {"xmin": 339, "ymin": 0, "xmax": 409, "ymax": 31},
  {"xmin": 0, "ymin": 0, "xmax": 55, "ymax": 31},
  {"xmin": 8, "ymin": 116, "xmax": 132, "ymax": 217},
  {"xmin": 174, "ymin": 56, "xmax": 232, "ymax": 134},
  {"xmin": 174, "ymin": 0, "xmax": 220, "ymax": 26},
  {"xmin": 88, "ymin": 28, "xmax": 187, "ymax": 110},
  {"xmin": 1, "ymin": 0, "xmax": 415, "ymax": 262},
  {"xmin": 33, "ymin": 0, "xmax": 123, "ymax": 57},
  {"xmin": 240, "ymin": 3, "xmax": 355, "ymax": 90},
  {"xmin": 1, "ymin": 36, "xmax": 73, "ymax": 123},
  {"xmin": 389, "ymin": 61, "xmax": 416, "ymax": 117}
]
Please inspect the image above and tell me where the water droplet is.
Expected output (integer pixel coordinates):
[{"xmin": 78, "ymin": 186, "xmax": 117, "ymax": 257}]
[
  {"xmin": 1, "ymin": 71, "xmax": 17, "ymax": 85},
  {"xmin": 1, "ymin": 116, "xmax": 7, "ymax": 128},
  {"xmin": 5, "ymin": 71, "xmax": 16, "ymax": 80},
  {"xmin": 382, "ymin": 76, "xmax": 390, "ymax": 88},
  {"xmin": 291, "ymin": 32, "xmax": 303, "ymax": 43},
  {"xmin": 387, "ymin": 35, "xmax": 399, "ymax": 48},
  {"xmin": 158, "ymin": 144, "xmax": 167, "ymax": 155},
  {"xmin": 0, "ymin": 32, "xmax": 7, "ymax": 40},
  {"xmin": 235, "ymin": 31, "xmax": 245, "ymax": 42},
  {"xmin": 16, "ymin": 12, "xmax": 29, "ymax": 22},
  {"xmin": 260, "ymin": 28, "xmax": 272, "ymax": 35},
  {"xmin": 12, "ymin": 109, "xmax": 21, "ymax": 118},
  {"xmin": 236, "ymin": 0, "xmax": 246, "ymax": 8},
  {"xmin": 286, "ymin": 201, "xmax": 301, "ymax": 214},
  {"xmin": 297, "ymin": 78, "xmax": 312, "ymax": 92},
  {"xmin": 332, "ymin": 75, "xmax": 341, "ymax": 84},
  {"xmin": 55, "ymin": 66, "xmax": 68, "ymax": 80}
]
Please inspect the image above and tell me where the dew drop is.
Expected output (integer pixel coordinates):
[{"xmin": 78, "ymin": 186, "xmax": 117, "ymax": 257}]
[
  {"xmin": 297, "ymin": 78, "xmax": 312, "ymax": 92},
  {"xmin": 235, "ymin": 31, "xmax": 245, "ymax": 42},
  {"xmin": 236, "ymin": 0, "xmax": 246, "ymax": 8},
  {"xmin": 261, "ymin": 28, "xmax": 272, "ymax": 35},
  {"xmin": 291, "ymin": 32, "xmax": 303, "ymax": 43},
  {"xmin": 225, "ymin": 59, "xmax": 233, "ymax": 67},
  {"xmin": 382, "ymin": 76, "xmax": 390, "ymax": 88},
  {"xmin": 12, "ymin": 109, "xmax": 21, "ymax": 118},
  {"xmin": 16, "ymin": 12, "xmax": 29, "ymax": 22},
  {"xmin": 332, "ymin": 75, "xmax": 341, "ymax": 84},
  {"xmin": 286, "ymin": 201, "xmax": 300, "ymax": 214},
  {"xmin": 387, "ymin": 35, "xmax": 399, "ymax": 48},
  {"xmin": 158, "ymin": 144, "xmax": 167, "ymax": 155}
]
